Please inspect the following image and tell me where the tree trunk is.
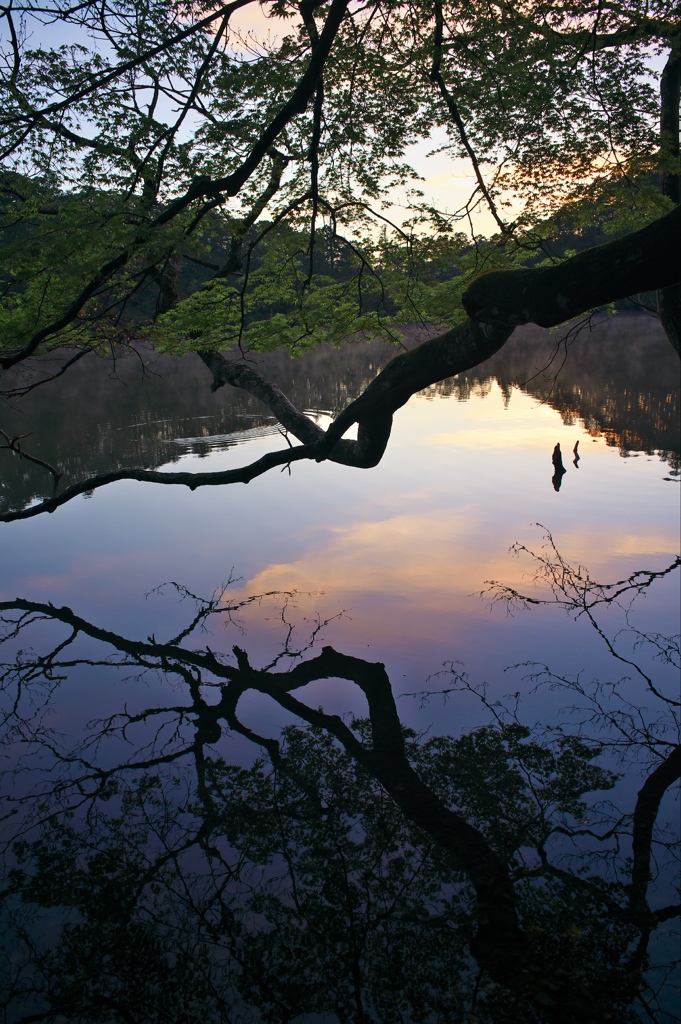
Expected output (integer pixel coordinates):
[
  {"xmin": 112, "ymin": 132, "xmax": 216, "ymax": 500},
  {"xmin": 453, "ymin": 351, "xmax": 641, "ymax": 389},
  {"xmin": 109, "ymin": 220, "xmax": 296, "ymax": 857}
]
[{"xmin": 657, "ymin": 43, "xmax": 681, "ymax": 353}]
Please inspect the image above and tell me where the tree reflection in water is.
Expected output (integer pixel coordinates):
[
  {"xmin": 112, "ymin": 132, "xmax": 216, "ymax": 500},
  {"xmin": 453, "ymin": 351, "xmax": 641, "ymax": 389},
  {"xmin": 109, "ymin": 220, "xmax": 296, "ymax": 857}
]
[
  {"xmin": 0, "ymin": 546, "xmax": 678, "ymax": 1024},
  {"xmin": 1, "ymin": 316, "xmax": 678, "ymax": 520}
]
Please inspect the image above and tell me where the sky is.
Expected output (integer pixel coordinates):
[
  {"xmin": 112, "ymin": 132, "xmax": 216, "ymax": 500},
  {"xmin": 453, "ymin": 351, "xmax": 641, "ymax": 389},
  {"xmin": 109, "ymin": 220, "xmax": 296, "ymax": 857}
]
[
  {"xmin": 4, "ymin": 0, "xmax": 670, "ymax": 241},
  {"xmin": 228, "ymin": 1, "xmax": 499, "ymax": 235},
  {"xmin": 3, "ymin": 0, "xmax": 498, "ymax": 236}
]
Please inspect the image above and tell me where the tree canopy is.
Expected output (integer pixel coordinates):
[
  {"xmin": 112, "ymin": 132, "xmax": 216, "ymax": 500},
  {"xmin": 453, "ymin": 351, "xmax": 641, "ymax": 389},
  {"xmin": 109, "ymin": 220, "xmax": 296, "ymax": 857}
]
[
  {"xmin": 0, "ymin": 0, "xmax": 679, "ymax": 507},
  {"xmin": 1, "ymin": 0, "xmax": 679, "ymax": 358}
]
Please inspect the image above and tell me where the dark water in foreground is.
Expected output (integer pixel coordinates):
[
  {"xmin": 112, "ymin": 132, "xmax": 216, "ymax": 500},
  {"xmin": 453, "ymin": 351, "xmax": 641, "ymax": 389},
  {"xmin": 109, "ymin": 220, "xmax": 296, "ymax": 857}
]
[{"xmin": 0, "ymin": 315, "xmax": 679, "ymax": 1022}]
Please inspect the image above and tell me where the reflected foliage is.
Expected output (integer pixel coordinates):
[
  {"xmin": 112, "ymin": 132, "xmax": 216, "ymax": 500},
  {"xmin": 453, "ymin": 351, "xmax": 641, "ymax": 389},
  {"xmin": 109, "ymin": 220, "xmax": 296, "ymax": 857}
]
[
  {"xmin": 1, "ymin": 315, "xmax": 678, "ymax": 515},
  {"xmin": 3, "ymin": 724, "xmax": 631, "ymax": 1024},
  {"xmin": 0, "ymin": 545, "xmax": 679, "ymax": 1022}
]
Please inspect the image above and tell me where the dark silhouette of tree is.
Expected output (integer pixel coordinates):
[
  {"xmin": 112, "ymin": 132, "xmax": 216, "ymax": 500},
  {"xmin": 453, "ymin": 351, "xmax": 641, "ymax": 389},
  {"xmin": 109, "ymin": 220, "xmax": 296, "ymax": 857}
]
[
  {"xmin": 1, "ymin": 0, "xmax": 679, "ymax": 515},
  {"xmin": 1, "ymin": 543, "xmax": 678, "ymax": 1022}
]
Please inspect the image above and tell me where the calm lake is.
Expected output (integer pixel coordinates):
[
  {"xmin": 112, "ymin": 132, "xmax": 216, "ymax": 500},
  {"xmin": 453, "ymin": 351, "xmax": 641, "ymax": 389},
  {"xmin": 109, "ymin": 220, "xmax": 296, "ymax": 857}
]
[{"xmin": 0, "ymin": 313, "xmax": 679, "ymax": 1022}]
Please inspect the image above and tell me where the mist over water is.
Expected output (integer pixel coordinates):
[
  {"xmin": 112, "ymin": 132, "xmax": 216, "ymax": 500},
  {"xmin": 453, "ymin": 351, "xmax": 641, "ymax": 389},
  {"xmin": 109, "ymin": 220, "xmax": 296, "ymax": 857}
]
[{"xmin": 1, "ymin": 313, "xmax": 678, "ymax": 514}]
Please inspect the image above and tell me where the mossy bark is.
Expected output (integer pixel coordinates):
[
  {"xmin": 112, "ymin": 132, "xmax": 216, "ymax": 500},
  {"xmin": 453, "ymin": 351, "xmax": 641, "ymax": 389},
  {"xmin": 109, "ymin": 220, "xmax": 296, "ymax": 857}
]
[{"xmin": 461, "ymin": 205, "xmax": 681, "ymax": 336}]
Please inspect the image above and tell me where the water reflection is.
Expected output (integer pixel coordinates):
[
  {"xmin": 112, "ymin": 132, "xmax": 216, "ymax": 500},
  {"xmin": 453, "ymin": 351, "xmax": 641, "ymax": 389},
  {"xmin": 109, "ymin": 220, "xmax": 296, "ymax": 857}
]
[
  {"xmin": 1, "ymin": 547, "xmax": 678, "ymax": 1023},
  {"xmin": 551, "ymin": 443, "xmax": 567, "ymax": 491},
  {"xmin": 0, "ymin": 314, "xmax": 678, "ymax": 514}
]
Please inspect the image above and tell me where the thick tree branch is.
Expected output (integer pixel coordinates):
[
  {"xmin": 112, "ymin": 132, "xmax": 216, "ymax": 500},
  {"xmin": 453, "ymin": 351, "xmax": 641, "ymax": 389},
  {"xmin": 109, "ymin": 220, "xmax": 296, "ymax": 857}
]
[
  {"xmin": 0, "ymin": 444, "xmax": 328, "ymax": 522},
  {"xmin": 198, "ymin": 350, "xmax": 393, "ymax": 468},
  {"xmin": 657, "ymin": 41, "xmax": 681, "ymax": 352},
  {"xmin": 315, "ymin": 318, "xmax": 513, "ymax": 457},
  {"xmin": 660, "ymin": 43, "xmax": 680, "ymax": 205},
  {"xmin": 155, "ymin": 0, "xmax": 350, "ymax": 224},
  {"xmin": 3, "ymin": 208, "xmax": 678, "ymax": 522},
  {"xmin": 461, "ymin": 205, "xmax": 681, "ymax": 335}
]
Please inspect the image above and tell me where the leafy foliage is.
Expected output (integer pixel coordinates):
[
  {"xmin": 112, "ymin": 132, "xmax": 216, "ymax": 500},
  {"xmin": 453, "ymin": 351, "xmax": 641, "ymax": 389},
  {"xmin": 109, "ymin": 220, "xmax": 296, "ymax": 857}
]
[
  {"xmin": 2, "ymin": 718, "xmax": 631, "ymax": 1024},
  {"xmin": 0, "ymin": 0, "xmax": 677, "ymax": 361}
]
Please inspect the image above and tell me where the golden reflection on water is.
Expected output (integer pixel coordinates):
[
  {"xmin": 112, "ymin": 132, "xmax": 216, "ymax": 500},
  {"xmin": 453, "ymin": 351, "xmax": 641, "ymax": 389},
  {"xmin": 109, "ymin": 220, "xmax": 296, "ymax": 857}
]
[
  {"xmin": 1, "ymin": 358, "xmax": 677, "ymax": 681},
  {"xmin": 221, "ymin": 386, "xmax": 678, "ymax": 656}
]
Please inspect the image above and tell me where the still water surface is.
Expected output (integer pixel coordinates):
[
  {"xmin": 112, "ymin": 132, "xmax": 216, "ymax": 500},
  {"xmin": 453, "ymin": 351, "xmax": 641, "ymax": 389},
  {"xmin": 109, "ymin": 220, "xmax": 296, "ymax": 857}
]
[
  {"xmin": 1, "ymin": 315, "xmax": 678, "ymax": 708},
  {"xmin": 0, "ymin": 314, "xmax": 679, "ymax": 1021}
]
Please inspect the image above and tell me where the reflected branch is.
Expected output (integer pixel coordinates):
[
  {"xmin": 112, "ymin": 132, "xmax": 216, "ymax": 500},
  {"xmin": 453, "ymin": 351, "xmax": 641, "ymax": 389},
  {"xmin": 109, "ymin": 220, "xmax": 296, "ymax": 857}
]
[
  {"xmin": 1, "ymin": 569, "xmax": 679, "ymax": 1022},
  {"xmin": 0, "ymin": 428, "xmax": 62, "ymax": 486},
  {"xmin": 482, "ymin": 528, "xmax": 681, "ymax": 707},
  {"xmin": 629, "ymin": 744, "xmax": 681, "ymax": 922}
]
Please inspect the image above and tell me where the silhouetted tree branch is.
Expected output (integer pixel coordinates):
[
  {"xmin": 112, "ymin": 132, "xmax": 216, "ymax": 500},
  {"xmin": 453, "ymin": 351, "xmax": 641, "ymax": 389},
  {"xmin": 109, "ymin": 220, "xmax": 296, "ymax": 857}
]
[{"xmin": 1, "ymin": 548, "xmax": 678, "ymax": 1022}]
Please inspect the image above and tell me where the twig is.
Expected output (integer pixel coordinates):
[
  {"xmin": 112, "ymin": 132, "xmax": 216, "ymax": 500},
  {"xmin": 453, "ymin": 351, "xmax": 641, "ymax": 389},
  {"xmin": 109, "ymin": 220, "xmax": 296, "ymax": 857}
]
[{"xmin": 0, "ymin": 428, "xmax": 62, "ymax": 487}]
